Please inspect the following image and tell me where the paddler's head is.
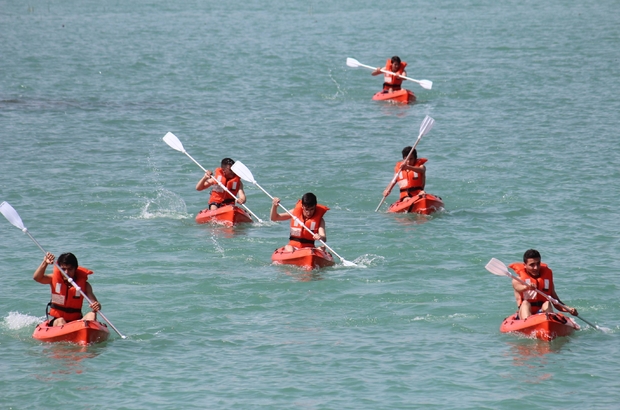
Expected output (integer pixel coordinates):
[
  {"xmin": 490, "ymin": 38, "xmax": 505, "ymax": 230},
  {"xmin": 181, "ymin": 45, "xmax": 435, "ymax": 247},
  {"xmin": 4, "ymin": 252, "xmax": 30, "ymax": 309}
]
[
  {"xmin": 301, "ymin": 193, "xmax": 318, "ymax": 219},
  {"xmin": 391, "ymin": 56, "xmax": 401, "ymax": 71},
  {"xmin": 523, "ymin": 249, "xmax": 542, "ymax": 278},
  {"xmin": 402, "ymin": 146, "xmax": 417, "ymax": 165},
  {"xmin": 220, "ymin": 158, "xmax": 236, "ymax": 178},
  {"xmin": 57, "ymin": 252, "xmax": 78, "ymax": 279}
]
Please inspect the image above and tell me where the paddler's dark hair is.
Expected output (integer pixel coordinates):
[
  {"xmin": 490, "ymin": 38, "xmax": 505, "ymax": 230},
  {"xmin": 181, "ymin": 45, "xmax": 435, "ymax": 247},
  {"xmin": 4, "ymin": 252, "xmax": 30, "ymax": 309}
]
[
  {"xmin": 221, "ymin": 158, "xmax": 235, "ymax": 167},
  {"xmin": 57, "ymin": 253, "xmax": 78, "ymax": 268},
  {"xmin": 402, "ymin": 146, "xmax": 417, "ymax": 160},
  {"xmin": 391, "ymin": 56, "xmax": 401, "ymax": 65},
  {"xmin": 301, "ymin": 193, "xmax": 317, "ymax": 207},
  {"xmin": 523, "ymin": 249, "xmax": 541, "ymax": 262}
]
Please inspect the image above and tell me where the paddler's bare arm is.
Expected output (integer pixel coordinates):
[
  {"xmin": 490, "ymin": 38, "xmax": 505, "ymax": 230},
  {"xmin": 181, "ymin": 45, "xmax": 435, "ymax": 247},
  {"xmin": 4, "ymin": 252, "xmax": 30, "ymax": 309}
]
[
  {"xmin": 270, "ymin": 197, "xmax": 290, "ymax": 221},
  {"xmin": 371, "ymin": 66, "xmax": 385, "ymax": 76},
  {"xmin": 512, "ymin": 278, "xmax": 535, "ymax": 293},
  {"xmin": 315, "ymin": 219, "xmax": 326, "ymax": 242},
  {"xmin": 236, "ymin": 185, "xmax": 246, "ymax": 205},
  {"xmin": 84, "ymin": 282, "xmax": 101, "ymax": 312},
  {"xmin": 34, "ymin": 252, "xmax": 54, "ymax": 285},
  {"xmin": 196, "ymin": 171, "xmax": 215, "ymax": 191},
  {"xmin": 550, "ymin": 288, "xmax": 578, "ymax": 316},
  {"xmin": 401, "ymin": 164, "xmax": 426, "ymax": 174}
]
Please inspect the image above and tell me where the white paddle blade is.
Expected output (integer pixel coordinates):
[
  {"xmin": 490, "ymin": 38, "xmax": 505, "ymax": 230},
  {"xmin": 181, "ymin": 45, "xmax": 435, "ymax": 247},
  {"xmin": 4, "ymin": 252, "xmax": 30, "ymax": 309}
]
[
  {"xmin": 485, "ymin": 258, "xmax": 512, "ymax": 277},
  {"xmin": 419, "ymin": 115, "xmax": 435, "ymax": 137},
  {"xmin": 342, "ymin": 260, "xmax": 357, "ymax": 267},
  {"xmin": 231, "ymin": 161, "xmax": 256, "ymax": 184},
  {"xmin": 0, "ymin": 202, "xmax": 27, "ymax": 231},
  {"xmin": 419, "ymin": 80, "xmax": 433, "ymax": 90},
  {"xmin": 163, "ymin": 132, "xmax": 185, "ymax": 153},
  {"xmin": 346, "ymin": 58, "xmax": 361, "ymax": 68}
]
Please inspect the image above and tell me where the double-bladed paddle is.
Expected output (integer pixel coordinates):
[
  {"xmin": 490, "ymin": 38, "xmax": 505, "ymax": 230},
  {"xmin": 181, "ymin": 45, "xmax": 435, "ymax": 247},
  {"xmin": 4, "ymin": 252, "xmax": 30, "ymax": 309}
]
[
  {"xmin": 485, "ymin": 257, "xmax": 605, "ymax": 332},
  {"xmin": 162, "ymin": 132, "xmax": 264, "ymax": 223},
  {"xmin": 0, "ymin": 201, "xmax": 127, "ymax": 339},
  {"xmin": 375, "ymin": 115, "xmax": 435, "ymax": 212},
  {"xmin": 231, "ymin": 161, "xmax": 358, "ymax": 267},
  {"xmin": 346, "ymin": 58, "xmax": 433, "ymax": 90}
]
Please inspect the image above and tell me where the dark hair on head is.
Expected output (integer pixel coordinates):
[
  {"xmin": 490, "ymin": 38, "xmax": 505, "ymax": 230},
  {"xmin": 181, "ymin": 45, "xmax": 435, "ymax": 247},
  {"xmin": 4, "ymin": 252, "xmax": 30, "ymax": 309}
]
[
  {"xmin": 301, "ymin": 192, "xmax": 317, "ymax": 207},
  {"xmin": 57, "ymin": 253, "xmax": 78, "ymax": 268},
  {"xmin": 391, "ymin": 56, "xmax": 401, "ymax": 65},
  {"xmin": 523, "ymin": 249, "xmax": 541, "ymax": 262},
  {"xmin": 401, "ymin": 146, "xmax": 417, "ymax": 160},
  {"xmin": 221, "ymin": 158, "xmax": 235, "ymax": 167}
]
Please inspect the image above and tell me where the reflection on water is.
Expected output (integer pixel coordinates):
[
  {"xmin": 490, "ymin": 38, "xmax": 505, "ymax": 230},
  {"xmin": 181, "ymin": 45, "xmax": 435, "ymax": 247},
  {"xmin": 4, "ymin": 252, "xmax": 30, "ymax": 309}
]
[
  {"xmin": 502, "ymin": 337, "xmax": 571, "ymax": 383},
  {"xmin": 276, "ymin": 266, "xmax": 326, "ymax": 282},
  {"xmin": 507, "ymin": 337, "xmax": 570, "ymax": 364},
  {"xmin": 35, "ymin": 341, "xmax": 107, "ymax": 378},
  {"xmin": 391, "ymin": 213, "xmax": 432, "ymax": 226}
]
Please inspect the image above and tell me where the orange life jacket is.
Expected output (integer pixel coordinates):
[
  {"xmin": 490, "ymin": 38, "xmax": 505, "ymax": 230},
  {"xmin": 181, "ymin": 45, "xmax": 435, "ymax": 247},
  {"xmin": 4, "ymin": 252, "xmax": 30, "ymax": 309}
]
[
  {"xmin": 509, "ymin": 262, "xmax": 555, "ymax": 310},
  {"xmin": 288, "ymin": 200, "xmax": 329, "ymax": 248},
  {"xmin": 383, "ymin": 58, "xmax": 408, "ymax": 88},
  {"xmin": 209, "ymin": 167, "xmax": 241, "ymax": 205},
  {"xmin": 48, "ymin": 266, "xmax": 93, "ymax": 321},
  {"xmin": 396, "ymin": 158, "xmax": 427, "ymax": 200}
]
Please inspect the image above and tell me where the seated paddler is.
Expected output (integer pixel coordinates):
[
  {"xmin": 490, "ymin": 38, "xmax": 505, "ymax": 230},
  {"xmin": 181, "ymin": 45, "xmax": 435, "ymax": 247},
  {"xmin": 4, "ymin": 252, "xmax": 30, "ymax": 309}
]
[
  {"xmin": 196, "ymin": 157, "xmax": 246, "ymax": 210},
  {"xmin": 270, "ymin": 192, "xmax": 328, "ymax": 252}
]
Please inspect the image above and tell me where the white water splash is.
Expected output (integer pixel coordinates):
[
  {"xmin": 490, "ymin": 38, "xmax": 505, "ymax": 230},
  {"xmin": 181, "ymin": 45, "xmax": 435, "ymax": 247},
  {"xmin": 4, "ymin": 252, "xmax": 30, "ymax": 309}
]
[
  {"xmin": 134, "ymin": 189, "xmax": 191, "ymax": 220},
  {"xmin": 2, "ymin": 311, "xmax": 43, "ymax": 330}
]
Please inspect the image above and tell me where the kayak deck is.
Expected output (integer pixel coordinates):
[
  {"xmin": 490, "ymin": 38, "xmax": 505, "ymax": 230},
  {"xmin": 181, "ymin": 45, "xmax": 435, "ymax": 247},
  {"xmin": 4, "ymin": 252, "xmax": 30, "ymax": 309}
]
[
  {"xmin": 372, "ymin": 89, "xmax": 416, "ymax": 104},
  {"xmin": 195, "ymin": 204, "xmax": 253, "ymax": 226},
  {"xmin": 271, "ymin": 246, "xmax": 335, "ymax": 270},
  {"xmin": 387, "ymin": 192, "xmax": 444, "ymax": 215},
  {"xmin": 500, "ymin": 312, "xmax": 580, "ymax": 341},
  {"xmin": 33, "ymin": 319, "xmax": 110, "ymax": 345}
]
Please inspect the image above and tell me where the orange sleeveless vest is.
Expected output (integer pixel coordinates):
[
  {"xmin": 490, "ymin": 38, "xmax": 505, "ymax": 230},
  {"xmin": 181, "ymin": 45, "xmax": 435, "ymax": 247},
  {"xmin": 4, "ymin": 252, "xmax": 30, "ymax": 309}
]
[
  {"xmin": 209, "ymin": 167, "xmax": 241, "ymax": 205},
  {"xmin": 288, "ymin": 200, "xmax": 329, "ymax": 248},
  {"xmin": 396, "ymin": 158, "xmax": 427, "ymax": 200},
  {"xmin": 509, "ymin": 262, "xmax": 555, "ymax": 309},
  {"xmin": 48, "ymin": 266, "xmax": 93, "ymax": 321},
  {"xmin": 384, "ymin": 58, "xmax": 408, "ymax": 87}
]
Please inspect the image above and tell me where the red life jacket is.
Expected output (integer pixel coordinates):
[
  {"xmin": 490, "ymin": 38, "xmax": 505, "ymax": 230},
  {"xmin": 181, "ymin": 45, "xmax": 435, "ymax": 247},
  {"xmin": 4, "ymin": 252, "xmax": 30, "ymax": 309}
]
[
  {"xmin": 383, "ymin": 58, "xmax": 408, "ymax": 88},
  {"xmin": 396, "ymin": 158, "xmax": 427, "ymax": 200},
  {"xmin": 509, "ymin": 262, "xmax": 555, "ymax": 309},
  {"xmin": 288, "ymin": 200, "xmax": 329, "ymax": 248},
  {"xmin": 209, "ymin": 167, "xmax": 241, "ymax": 205},
  {"xmin": 48, "ymin": 266, "xmax": 93, "ymax": 321}
]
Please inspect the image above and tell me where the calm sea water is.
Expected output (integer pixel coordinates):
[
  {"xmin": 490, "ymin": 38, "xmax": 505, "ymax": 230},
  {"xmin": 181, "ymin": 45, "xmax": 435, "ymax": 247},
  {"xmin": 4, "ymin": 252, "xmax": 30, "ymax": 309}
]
[{"xmin": 1, "ymin": 0, "xmax": 619, "ymax": 408}]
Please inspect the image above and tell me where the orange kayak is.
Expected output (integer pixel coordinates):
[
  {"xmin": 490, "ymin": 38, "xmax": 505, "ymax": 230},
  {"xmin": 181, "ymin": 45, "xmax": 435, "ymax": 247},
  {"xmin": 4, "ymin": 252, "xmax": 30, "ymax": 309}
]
[
  {"xmin": 500, "ymin": 312, "xmax": 580, "ymax": 341},
  {"xmin": 271, "ymin": 246, "xmax": 335, "ymax": 270},
  {"xmin": 195, "ymin": 204, "xmax": 252, "ymax": 226},
  {"xmin": 387, "ymin": 192, "xmax": 444, "ymax": 215},
  {"xmin": 33, "ymin": 319, "xmax": 110, "ymax": 345},
  {"xmin": 372, "ymin": 89, "xmax": 416, "ymax": 104}
]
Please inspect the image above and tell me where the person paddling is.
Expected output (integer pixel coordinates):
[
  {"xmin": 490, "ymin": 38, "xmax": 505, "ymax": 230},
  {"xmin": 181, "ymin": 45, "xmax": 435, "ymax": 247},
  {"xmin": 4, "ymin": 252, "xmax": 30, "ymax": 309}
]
[
  {"xmin": 196, "ymin": 158, "xmax": 246, "ymax": 210},
  {"xmin": 270, "ymin": 193, "xmax": 328, "ymax": 252},
  {"xmin": 371, "ymin": 56, "xmax": 407, "ymax": 93},
  {"xmin": 382, "ymin": 146, "xmax": 427, "ymax": 201},
  {"xmin": 510, "ymin": 249, "xmax": 578, "ymax": 319},
  {"xmin": 34, "ymin": 252, "xmax": 101, "ymax": 327}
]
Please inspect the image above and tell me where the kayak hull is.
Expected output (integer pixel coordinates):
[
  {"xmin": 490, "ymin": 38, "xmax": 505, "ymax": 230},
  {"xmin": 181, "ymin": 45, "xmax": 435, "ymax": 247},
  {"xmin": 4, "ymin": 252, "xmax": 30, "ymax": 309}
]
[
  {"xmin": 271, "ymin": 247, "xmax": 335, "ymax": 270},
  {"xmin": 33, "ymin": 319, "xmax": 110, "ymax": 345},
  {"xmin": 387, "ymin": 192, "xmax": 444, "ymax": 215},
  {"xmin": 195, "ymin": 204, "xmax": 252, "ymax": 226},
  {"xmin": 500, "ymin": 313, "xmax": 580, "ymax": 341},
  {"xmin": 372, "ymin": 89, "xmax": 416, "ymax": 104}
]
